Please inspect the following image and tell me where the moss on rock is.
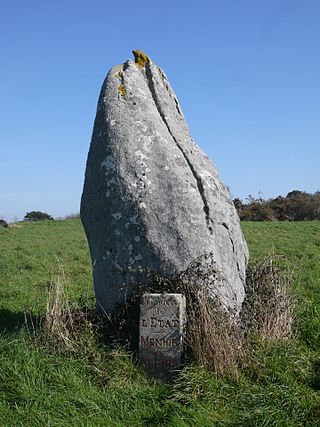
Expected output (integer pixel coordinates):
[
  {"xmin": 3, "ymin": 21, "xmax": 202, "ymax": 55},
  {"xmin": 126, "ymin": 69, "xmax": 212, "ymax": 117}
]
[
  {"xmin": 118, "ymin": 84, "xmax": 126, "ymax": 97},
  {"xmin": 132, "ymin": 50, "xmax": 149, "ymax": 68}
]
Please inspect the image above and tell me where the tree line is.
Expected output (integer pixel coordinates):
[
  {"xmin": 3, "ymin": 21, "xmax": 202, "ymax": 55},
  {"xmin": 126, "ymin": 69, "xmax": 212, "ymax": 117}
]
[
  {"xmin": 2, "ymin": 191, "xmax": 320, "ymax": 226},
  {"xmin": 234, "ymin": 190, "xmax": 320, "ymax": 221}
]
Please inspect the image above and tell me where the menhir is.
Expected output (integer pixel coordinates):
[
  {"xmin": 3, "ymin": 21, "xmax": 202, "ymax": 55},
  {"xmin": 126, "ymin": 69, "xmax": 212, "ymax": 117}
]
[{"xmin": 81, "ymin": 50, "xmax": 249, "ymax": 317}]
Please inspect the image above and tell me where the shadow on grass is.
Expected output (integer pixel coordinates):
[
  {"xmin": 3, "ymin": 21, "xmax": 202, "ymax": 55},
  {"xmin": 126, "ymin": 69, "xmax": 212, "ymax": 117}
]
[
  {"xmin": 0, "ymin": 309, "xmax": 38, "ymax": 333},
  {"xmin": 0, "ymin": 303, "xmax": 141, "ymax": 358},
  {"xmin": 310, "ymin": 360, "xmax": 320, "ymax": 391},
  {"xmin": 101, "ymin": 297, "xmax": 140, "ymax": 354}
]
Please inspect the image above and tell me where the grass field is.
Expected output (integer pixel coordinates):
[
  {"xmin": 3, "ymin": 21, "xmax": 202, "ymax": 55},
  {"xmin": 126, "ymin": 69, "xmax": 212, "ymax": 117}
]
[{"xmin": 0, "ymin": 220, "xmax": 319, "ymax": 426}]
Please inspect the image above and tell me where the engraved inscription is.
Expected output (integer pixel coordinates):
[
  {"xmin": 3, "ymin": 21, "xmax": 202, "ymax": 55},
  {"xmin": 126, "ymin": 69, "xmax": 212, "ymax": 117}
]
[
  {"xmin": 139, "ymin": 293, "xmax": 186, "ymax": 379},
  {"xmin": 140, "ymin": 336, "xmax": 179, "ymax": 347},
  {"xmin": 140, "ymin": 317, "xmax": 180, "ymax": 328}
]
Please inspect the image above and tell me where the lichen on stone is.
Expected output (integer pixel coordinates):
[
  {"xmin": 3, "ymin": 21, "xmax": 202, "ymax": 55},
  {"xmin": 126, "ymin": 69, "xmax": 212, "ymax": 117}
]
[
  {"xmin": 118, "ymin": 84, "xmax": 126, "ymax": 96},
  {"xmin": 132, "ymin": 50, "xmax": 149, "ymax": 68},
  {"xmin": 115, "ymin": 71, "xmax": 123, "ymax": 79}
]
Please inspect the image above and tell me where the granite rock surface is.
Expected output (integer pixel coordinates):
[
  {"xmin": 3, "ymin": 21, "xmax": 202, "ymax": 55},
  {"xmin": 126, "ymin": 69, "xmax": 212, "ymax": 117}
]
[{"xmin": 81, "ymin": 51, "xmax": 249, "ymax": 315}]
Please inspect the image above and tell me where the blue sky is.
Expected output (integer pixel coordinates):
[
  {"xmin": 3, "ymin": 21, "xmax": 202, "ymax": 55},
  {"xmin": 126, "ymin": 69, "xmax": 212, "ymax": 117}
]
[{"xmin": 1, "ymin": 0, "xmax": 319, "ymax": 220}]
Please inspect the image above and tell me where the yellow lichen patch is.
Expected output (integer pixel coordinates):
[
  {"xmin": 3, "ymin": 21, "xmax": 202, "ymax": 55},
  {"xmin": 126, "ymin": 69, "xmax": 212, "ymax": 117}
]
[
  {"xmin": 118, "ymin": 84, "xmax": 126, "ymax": 97},
  {"xmin": 132, "ymin": 50, "xmax": 149, "ymax": 68},
  {"xmin": 115, "ymin": 71, "xmax": 123, "ymax": 79}
]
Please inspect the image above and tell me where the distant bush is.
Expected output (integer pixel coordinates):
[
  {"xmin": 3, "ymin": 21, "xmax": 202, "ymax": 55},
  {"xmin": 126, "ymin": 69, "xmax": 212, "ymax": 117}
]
[
  {"xmin": 24, "ymin": 211, "xmax": 54, "ymax": 221},
  {"xmin": 235, "ymin": 190, "xmax": 320, "ymax": 221},
  {"xmin": 0, "ymin": 219, "xmax": 8, "ymax": 228}
]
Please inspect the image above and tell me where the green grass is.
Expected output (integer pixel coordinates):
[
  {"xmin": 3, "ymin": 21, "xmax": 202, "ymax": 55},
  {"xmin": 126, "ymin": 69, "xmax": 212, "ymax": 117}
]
[
  {"xmin": 0, "ymin": 220, "xmax": 93, "ymax": 327},
  {"xmin": 242, "ymin": 221, "xmax": 320, "ymax": 352},
  {"xmin": 0, "ymin": 220, "xmax": 319, "ymax": 426}
]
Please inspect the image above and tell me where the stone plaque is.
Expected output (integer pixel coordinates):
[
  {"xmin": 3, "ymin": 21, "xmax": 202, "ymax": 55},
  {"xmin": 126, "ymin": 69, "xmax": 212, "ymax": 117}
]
[{"xmin": 139, "ymin": 293, "xmax": 186, "ymax": 379}]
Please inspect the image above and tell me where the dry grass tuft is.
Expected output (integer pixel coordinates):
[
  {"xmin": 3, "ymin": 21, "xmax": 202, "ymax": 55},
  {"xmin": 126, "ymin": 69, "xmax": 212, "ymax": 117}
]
[
  {"xmin": 43, "ymin": 263, "xmax": 95, "ymax": 353},
  {"xmin": 172, "ymin": 254, "xmax": 244, "ymax": 378},
  {"xmin": 242, "ymin": 255, "xmax": 294, "ymax": 341},
  {"xmin": 184, "ymin": 285, "xmax": 244, "ymax": 378}
]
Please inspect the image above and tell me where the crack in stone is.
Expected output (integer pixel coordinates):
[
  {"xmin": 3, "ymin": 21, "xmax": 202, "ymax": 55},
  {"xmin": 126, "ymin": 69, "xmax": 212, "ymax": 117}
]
[
  {"xmin": 144, "ymin": 62, "xmax": 214, "ymax": 235},
  {"xmin": 221, "ymin": 222, "xmax": 236, "ymax": 254},
  {"xmin": 157, "ymin": 67, "xmax": 182, "ymax": 116},
  {"xmin": 174, "ymin": 97, "xmax": 182, "ymax": 115},
  {"xmin": 221, "ymin": 223, "xmax": 242, "ymax": 277}
]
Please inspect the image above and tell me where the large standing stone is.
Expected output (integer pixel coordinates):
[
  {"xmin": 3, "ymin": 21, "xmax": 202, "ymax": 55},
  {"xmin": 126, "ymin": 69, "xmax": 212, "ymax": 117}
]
[
  {"xmin": 81, "ymin": 50, "xmax": 249, "ymax": 316},
  {"xmin": 139, "ymin": 293, "xmax": 186, "ymax": 379}
]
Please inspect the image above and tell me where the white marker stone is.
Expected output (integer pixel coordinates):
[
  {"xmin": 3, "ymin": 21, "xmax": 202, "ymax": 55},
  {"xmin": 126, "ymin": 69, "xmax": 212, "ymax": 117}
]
[{"xmin": 139, "ymin": 293, "xmax": 186, "ymax": 379}]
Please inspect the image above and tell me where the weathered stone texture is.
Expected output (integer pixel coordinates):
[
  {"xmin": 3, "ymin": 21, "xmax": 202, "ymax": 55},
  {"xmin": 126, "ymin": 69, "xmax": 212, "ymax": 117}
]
[{"xmin": 81, "ymin": 51, "xmax": 249, "ymax": 316}]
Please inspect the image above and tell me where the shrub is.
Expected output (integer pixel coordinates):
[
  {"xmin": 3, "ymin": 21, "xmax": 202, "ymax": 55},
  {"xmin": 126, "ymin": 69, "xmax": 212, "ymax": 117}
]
[
  {"xmin": 0, "ymin": 219, "xmax": 8, "ymax": 228},
  {"xmin": 235, "ymin": 190, "xmax": 320, "ymax": 221},
  {"xmin": 24, "ymin": 211, "xmax": 54, "ymax": 221}
]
